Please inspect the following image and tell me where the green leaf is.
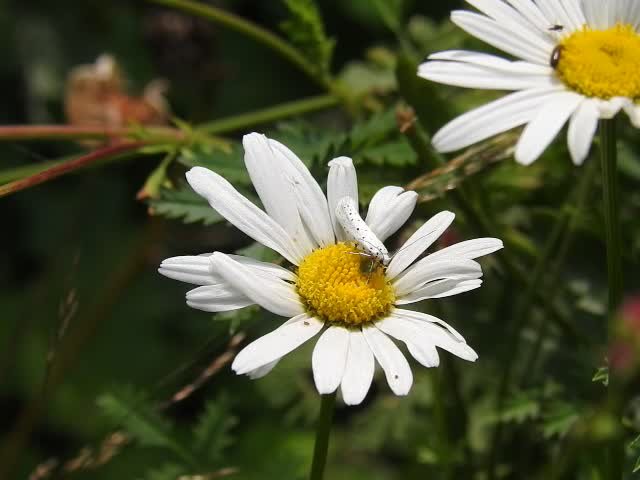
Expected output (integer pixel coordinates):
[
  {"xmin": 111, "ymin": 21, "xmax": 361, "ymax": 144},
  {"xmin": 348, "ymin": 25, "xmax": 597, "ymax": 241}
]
[
  {"xmin": 149, "ymin": 184, "xmax": 222, "ymax": 226},
  {"xmin": 96, "ymin": 385, "xmax": 194, "ymax": 464},
  {"xmin": 541, "ymin": 403, "xmax": 580, "ymax": 439},
  {"xmin": 281, "ymin": 0, "xmax": 335, "ymax": 78},
  {"xmin": 178, "ymin": 144, "xmax": 250, "ymax": 185},
  {"xmin": 193, "ymin": 397, "xmax": 237, "ymax": 462},
  {"xmin": 145, "ymin": 464, "xmax": 187, "ymax": 480},
  {"xmin": 592, "ymin": 366, "xmax": 609, "ymax": 386}
]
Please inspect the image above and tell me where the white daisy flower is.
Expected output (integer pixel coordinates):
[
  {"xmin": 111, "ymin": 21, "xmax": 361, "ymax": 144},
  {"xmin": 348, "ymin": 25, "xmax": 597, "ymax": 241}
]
[
  {"xmin": 159, "ymin": 133, "xmax": 503, "ymax": 405},
  {"xmin": 418, "ymin": 0, "xmax": 640, "ymax": 165}
]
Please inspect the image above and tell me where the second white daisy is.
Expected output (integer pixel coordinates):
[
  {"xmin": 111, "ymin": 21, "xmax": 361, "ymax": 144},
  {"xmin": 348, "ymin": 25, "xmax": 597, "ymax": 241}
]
[{"xmin": 418, "ymin": 0, "xmax": 640, "ymax": 165}]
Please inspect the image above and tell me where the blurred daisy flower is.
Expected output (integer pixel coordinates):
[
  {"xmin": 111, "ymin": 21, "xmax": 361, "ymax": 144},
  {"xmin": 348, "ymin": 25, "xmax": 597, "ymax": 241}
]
[
  {"xmin": 418, "ymin": 0, "xmax": 640, "ymax": 165},
  {"xmin": 159, "ymin": 133, "xmax": 502, "ymax": 405}
]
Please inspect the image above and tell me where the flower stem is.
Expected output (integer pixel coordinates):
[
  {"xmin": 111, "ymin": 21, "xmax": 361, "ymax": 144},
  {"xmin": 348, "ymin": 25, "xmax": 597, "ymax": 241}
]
[
  {"xmin": 599, "ymin": 118, "xmax": 624, "ymax": 479},
  {"xmin": 599, "ymin": 118, "xmax": 623, "ymax": 316},
  {"xmin": 147, "ymin": 0, "xmax": 323, "ymax": 87},
  {"xmin": 309, "ymin": 392, "xmax": 336, "ymax": 480},
  {"xmin": 198, "ymin": 94, "xmax": 338, "ymax": 134},
  {"xmin": 0, "ymin": 142, "xmax": 146, "ymax": 198}
]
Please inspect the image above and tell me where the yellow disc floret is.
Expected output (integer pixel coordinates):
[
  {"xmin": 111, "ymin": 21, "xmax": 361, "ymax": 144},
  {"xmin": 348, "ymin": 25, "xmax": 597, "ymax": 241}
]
[
  {"xmin": 555, "ymin": 24, "xmax": 640, "ymax": 99},
  {"xmin": 296, "ymin": 243, "xmax": 395, "ymax": 326}
]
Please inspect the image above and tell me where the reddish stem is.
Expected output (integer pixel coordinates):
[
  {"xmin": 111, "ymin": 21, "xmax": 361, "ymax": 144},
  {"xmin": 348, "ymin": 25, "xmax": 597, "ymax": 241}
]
[
  {"xmin": 0, "ymin": 142, "xmax": 147, "ymax": 198},
  {"xmin": 0, "ymin": 125, "xmax": 183, "ymax": 141}
]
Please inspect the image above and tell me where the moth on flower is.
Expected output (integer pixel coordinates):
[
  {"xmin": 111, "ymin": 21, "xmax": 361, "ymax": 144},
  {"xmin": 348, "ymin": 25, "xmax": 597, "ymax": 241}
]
[
  {"xmin": 159, "ymin": 133, "xmax": 503, "ymax": 405},
  {"xmin": 418, "ymin": 0, "xmax": 640, "ymax": 165}
]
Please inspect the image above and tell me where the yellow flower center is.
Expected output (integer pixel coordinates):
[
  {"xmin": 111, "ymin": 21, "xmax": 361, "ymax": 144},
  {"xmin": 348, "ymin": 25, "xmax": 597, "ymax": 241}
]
[
  {"xmin": 555, "ymin": 24, "xmax": 640, "ymax": 99},
  {"xmin": 296, "ymin": 243, "xmax": 395, "ymax": 326}
]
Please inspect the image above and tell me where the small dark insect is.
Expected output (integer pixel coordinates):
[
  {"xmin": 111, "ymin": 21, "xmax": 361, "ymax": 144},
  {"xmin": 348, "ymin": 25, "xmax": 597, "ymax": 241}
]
[
  {"xmin": 550, "ymin": 45, "xmax": 564, "ymax": 68},
  {"xmin": 304, "ymin": 321, "xmax": 310, "ymax": 326},
  {"xmin": 549, "ymin": 24, "xmax": 564, "ymax": 32}
]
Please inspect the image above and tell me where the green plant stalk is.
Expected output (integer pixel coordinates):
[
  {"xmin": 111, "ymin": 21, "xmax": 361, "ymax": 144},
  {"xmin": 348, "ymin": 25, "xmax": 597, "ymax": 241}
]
[
  {"xmin": 147, "ymin": 0, "xmax": 322, "ymax": 86},
  {"xmin": 309, "ymin": 392, "xmax": 336, "ymax": 480},
  {"xmin": 599, "ymin": 118, "xmax": 624, "ymax": 480},
  {"xmin": 0, "ymin": 143, "xmax": 146, "ymax": 198},
  {"xmin": 600, "ymin": 118, "xmax": 623, "ymax": 317},
  {"xmin": 519, "ymin": 157, "xmax": 599, "ymax": 384},
  {"xmin": 199, "ymin": 94, "xmax": 338, "ymax": 134},
  {"xmin": 486, "ymin": 158, "xmax": 598, "ymax": 479}
]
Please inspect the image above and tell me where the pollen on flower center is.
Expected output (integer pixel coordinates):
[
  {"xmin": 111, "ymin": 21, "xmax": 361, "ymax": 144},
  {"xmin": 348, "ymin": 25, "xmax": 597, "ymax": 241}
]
[
  {"xmin": 555, "ymin": 24, "xmax": 640, "ymax": 99},
  {"xmin": 296, "ymin": 243, "xmax": 395, "ymax": 326}
]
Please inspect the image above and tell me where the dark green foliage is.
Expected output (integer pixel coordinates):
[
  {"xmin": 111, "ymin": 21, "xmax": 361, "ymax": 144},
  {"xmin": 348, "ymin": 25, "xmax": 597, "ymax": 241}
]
[
  {"xmin": 281, "ymin": 0, "xmax": 335, "ymax": 79},
  {"xmin": 149, "ymin": 184, "xmax": 223, "ymax": 226}
]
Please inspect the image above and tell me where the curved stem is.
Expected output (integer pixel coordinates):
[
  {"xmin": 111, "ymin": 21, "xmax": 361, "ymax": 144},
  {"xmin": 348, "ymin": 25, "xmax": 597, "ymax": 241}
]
[
  {"xmin": 199, "ymin": 94, "xmax": 338, "ymax": 134},
  {"xmin": 147, "ymin": 0, "xmax": 322, "ymax": 86},
  {"xmin": 0, "ymin": 142, "xmax": 146, "ymax": 198},
  {"xmin": 309, "ymin": 392, "xmax": 336, "ymax": 480}
]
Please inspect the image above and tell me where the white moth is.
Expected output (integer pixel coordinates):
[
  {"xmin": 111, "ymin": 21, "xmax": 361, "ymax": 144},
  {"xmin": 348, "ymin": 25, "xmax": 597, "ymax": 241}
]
[{"xmin": 335, "ymin": 196, "xmax": 391, "ymax": 266}]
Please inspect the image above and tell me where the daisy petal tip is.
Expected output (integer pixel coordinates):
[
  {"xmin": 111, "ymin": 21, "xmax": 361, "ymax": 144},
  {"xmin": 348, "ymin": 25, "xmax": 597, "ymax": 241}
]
[{"xmin": 328, "ymin": 156, "xmax": 353, "ymax": 168}]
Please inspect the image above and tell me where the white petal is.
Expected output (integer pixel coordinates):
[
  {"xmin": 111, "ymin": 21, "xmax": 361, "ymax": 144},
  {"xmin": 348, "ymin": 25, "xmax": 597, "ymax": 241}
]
[
  {"xmin": 451, "ymin": 10, "xmax": 551, "ymax": 64},
  {"xmin": 247, "ymin": 358, "xmax": 280, "ymax": 379},
  {"xmin": 387, "ymin": 311, "xmax": 478, "ymax": 362},
  {"xmin": 394, "ymin": 308, "xmax": 467, "ymax": 343},
  {"xmin": 362, "ymin": 325, "xmax": 412, "ymax": 396},
  {"xmin": 231, "ymin": 314, "xmax": 323, "ymax": 374},
  {"xmin": 186, "ymin": 284, "xmax": 253, "ymax": 312},
  {"xmin": 327, "ymin": 157, "xmax": 358, "ymax": 241},
  {"xmin": 396, "ymin": 278, "xmax": 483, "ymax": 304},
  {"xmin": 426, "ymin": 238, "xmax": 504, "ymax": 262},
  {"xmin": 464, "ymin": 0, "xmax": 556, "ymax": 51},
  {"xmin": 515, "ymin": 91, "xmax": 583, "ymax": 165},
  {"xmin": 226, "ymin": 254, "xmax": 296, "ymax": 282},
  {"xmin": 386, "ymin": 211, "xmax": 455, "ymax": 280},
  {"xmin": 268, "ymin": 139, "xmax": 335, "ymax": 248},
  {"xmin": 243, "ymin": 133, "xmax": 314, "ymax": 257},
  {"xmin": 567, "ymin": 99, "xmax": 599, "ymax": 165},
  {"xmin": 419, "ymin": 57, "xmax": 554, "ymax": 90},
  {"xmin": 393, "ymin": 258, "xmax": 482, "ymax": 297},
  {"xmin": 340, "ymin": 330, "xmax": 375, "ymax": 405},
  {"xmin": 597, "ymin": 97, "xmax": 629, "ymax": 119},
  {"xmin": 432, "ymin": 87, "xmax": 564, "ymax": 153},
  {"xmin": 212, "ymin": 252, "xmax": 304, "ymax": 318},
  {"xmin": 186, "ymin": 167, "xmax": 302, "ymax": 265},
  {"xmin": 624, "ymin": 102, "xmax": 640, "ymax": 128},
  {"xmin": 312, "ymin": 326, "xmax": 350, "ymax": 394},
  {"xmin": 376, "ymin": 316, "xmax": 440, "ymax": 368},
  {"xmin": 365, "ymin": 186, "xmax": 418, "ymax": 242},
  {"xmin": 159, "ymin": 255, "xmax": 220, "ymax": 285}
]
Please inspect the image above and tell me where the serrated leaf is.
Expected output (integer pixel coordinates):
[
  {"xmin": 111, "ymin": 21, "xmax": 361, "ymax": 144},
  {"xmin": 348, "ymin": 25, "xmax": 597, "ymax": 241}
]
[
  {"xmin": 281, "ymin": 0, "xmax": 334, "ymax": 78},
  {"xmin": 592, "ymin": 366, "xmax": 609, "ymax": 386},
  {"xmin": 149, "ymin": 185, "xmax": 222, "ymax": 226},
  {"xmin": 541, "ymin": 403, "xmax": 580, "ymax": 439},
  {"xmin": 96, "ymin": 386, "xmax": 189, "ymax": 459},
  {"xmin": 355, "ymin": 140, "xmax": 416, "ymax": 167},
  {"xmin": 630, "ymin": 433, "xmax": 640, "ymax": 450},
  {"xmin": 193, "ymin": 398, "xmax": 237, "ymax": 462},
  {"xmin": 145, "ymin": 463, "xmax": 187, "ymax": 480},
  {"xmin": 178, "ymin": 144, "xmax": 250, "ymax": 185}
]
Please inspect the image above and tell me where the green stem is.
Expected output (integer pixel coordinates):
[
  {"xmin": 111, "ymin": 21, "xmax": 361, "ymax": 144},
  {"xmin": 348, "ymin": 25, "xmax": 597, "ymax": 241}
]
[
  {"xmin": 309, "ymin": 392, "xmax": 336, "ymax": 480},
  {"xmin": 0, "ymin": 143, "xmax": 146, "ymax": 198},
  {"xmin": 147, "ymin": 0, "xmax": 321, "ymax": 86},
  {"xmin": 599, "ymin": 118, "xmax": 623, "ymax": 317},
  {"xmin": 599, "ymin": 118, "xmax": 624, "ymax": 479},
  {"xmin": 199, "ymin": 94, "xmax": 338, "ymax": 134}
]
